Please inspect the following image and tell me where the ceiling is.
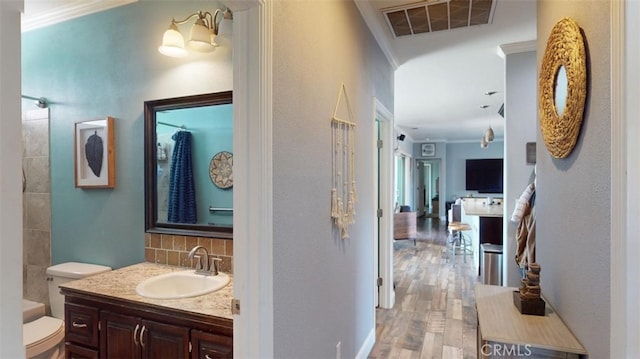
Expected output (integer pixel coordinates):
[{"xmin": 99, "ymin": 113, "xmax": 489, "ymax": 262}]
[
  {"xmin": 22, "ymin": 0, "xmax": 536, "ymax": 143},
  {"xmin": 355, "ymin": 0, "xmax": 537, "ymax": 143}
]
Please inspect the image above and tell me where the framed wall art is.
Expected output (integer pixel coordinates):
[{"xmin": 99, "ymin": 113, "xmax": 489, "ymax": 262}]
[
  {"xmin": 421, "ymin": 143, "xmax": 436, "ymax": 157},
  {"xmin": 74, "ymin": 117, "xmax": 115, "ymax": 188}
]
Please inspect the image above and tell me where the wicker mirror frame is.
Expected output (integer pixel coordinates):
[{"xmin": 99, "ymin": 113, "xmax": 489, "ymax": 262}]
[{"xmin": 539, "ymin": 17, "xmax": 587, "ymax": 159}]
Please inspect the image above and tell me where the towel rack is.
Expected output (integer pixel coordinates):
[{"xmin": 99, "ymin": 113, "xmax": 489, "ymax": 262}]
[{"xmin": 209, "ymin": 207, "xmax": 233, "ymax": 212}]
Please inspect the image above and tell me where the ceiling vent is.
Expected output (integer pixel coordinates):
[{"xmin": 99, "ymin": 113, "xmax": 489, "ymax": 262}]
[{"xmin": 382, "ymin": 0, "xmax": 496, "ymax": 38}]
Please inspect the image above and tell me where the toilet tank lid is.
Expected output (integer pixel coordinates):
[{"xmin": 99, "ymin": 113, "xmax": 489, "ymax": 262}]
[{"xmin": 46, "ymin": 262, "xmax": 112, "ymax": 278}]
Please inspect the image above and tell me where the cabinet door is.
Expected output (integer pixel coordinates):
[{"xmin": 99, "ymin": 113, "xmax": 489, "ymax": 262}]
[
  {"xmin": 140, "ymin": 319, "xmax": 190, "ymax": 359},
  {"xmin": 191, "ymin": 329, "xmax": 233, "ymax": 359},
  {"xmin": 100, "ymin": 311, "xmax": 141, "ymax": 359}
]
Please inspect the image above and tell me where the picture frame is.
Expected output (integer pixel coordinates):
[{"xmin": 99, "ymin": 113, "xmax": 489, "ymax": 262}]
[
  {"xmin": 421, "ymin": 143, "xmax": 436, "ymax": 157},
  {"xmin": 74, "ymin": 117, "xmax": 115, "ymax": 188}
]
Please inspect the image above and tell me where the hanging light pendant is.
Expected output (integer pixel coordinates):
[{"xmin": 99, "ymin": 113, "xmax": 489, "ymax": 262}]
[
  {"xmin": 485, "ymin": 126, "xmax": 495, "ymax": 142},
  {"xmin": 481, "ymin": 135, "xmax": 488, "ymax": 148}
]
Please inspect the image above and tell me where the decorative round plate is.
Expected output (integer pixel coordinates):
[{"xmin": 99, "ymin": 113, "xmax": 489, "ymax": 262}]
[{"xmin": 209, "ymin": 151, "xmax": 233, "ymax": 189}]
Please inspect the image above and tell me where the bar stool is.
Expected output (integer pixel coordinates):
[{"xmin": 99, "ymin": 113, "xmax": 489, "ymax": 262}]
[{"xmin": 447, "ymin": 222, "xmax": 472, "ymax": 265}]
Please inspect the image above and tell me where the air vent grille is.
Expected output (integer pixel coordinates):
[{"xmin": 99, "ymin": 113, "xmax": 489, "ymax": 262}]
[{"xmin": 383, "ymin": 0, "xmax": 495, "ymax": 38}]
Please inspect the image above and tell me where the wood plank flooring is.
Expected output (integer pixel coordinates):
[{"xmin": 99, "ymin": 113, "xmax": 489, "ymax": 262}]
[{"xmin": 368, "ymin": 218, "xmax": 479, "ymax": 359}]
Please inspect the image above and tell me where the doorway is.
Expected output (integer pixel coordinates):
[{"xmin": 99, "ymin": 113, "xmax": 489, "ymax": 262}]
[
  {"xmin": 416, "ymin": 159, "xmax": 441, "ymax": 218},
  {"xmin": 373, "ymin": 98, "xmax": 394, "ymax": 310},
  {"xmin": 395, "ymin": 153, "xmax": 411, "ymax": 209}
]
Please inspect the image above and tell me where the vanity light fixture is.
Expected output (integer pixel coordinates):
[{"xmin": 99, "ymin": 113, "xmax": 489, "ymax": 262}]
[{"xmin": 158, "ymin": 8, "xmax": 232, "ymax": 58}]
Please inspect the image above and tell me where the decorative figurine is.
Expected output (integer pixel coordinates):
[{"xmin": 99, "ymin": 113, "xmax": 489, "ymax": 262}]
[{"xmin": 513, "ymin": 263, "xmax": 546, "ymax": 316}]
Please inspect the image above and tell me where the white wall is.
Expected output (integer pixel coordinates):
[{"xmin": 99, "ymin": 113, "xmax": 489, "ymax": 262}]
[
  {"xmin": 271, "ymin": 1, "xmax": 393, "ymax": 357},
  {"xmin": 0, "ymin": 1, "xmax": 24, "ymax": 356},
  {"xmin": 536, "ymin": 2, "xmax": 610, "ymax": 358},
  {"xmin": 502, "ymin": 48, "xmax": 537, "ymax": 287}
]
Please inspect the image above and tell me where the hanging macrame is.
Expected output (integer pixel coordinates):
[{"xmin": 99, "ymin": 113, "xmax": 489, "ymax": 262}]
[{"xmin": 331, "ymin": 83, "xmax": 357, "ymax": 239}]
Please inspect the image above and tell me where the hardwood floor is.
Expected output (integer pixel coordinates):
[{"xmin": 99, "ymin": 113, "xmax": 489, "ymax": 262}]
[{"xmin": 368, "ymin": 218, "xmax": 480, "ymax": 359}]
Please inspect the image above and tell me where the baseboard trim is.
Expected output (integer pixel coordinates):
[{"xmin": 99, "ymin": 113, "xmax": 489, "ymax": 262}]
[{"xmin": 355, "ymin": 327, "xmax": 376, "ymax": 359}]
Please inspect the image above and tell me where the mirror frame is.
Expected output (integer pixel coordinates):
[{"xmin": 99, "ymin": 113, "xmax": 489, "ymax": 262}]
[
  {"xmin": 538, "ymin": 17, "xmax": 587, "ymax": 159},
  {"xmin": 144, "ymin": 91, "xmax": 233, "ymax": 239}
]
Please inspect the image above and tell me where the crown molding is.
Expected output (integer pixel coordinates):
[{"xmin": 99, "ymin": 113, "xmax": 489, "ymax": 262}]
[
  {"xmin": 22, "ymin": 0, "xmax": 137, "ymax": 32},
  {"xmin": 497, "ymin": 40, "xmax": 537, "ymax": 58}
]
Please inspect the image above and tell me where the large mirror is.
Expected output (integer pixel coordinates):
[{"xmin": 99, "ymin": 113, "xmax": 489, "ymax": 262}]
[{"xmin": 144, "ymin": 91, "xmax": 233, "ymax": 239}]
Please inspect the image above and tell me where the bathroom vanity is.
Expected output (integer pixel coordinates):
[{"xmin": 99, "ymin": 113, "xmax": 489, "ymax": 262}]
[{"xmin": 59, "ymin": 262, "xmax": 233, "ymax": 358}]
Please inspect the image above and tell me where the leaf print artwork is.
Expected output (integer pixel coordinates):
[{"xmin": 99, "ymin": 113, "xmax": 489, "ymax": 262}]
[{"xmin": 85, "ymin": 131, "xmax": 103, "ymax": 177}]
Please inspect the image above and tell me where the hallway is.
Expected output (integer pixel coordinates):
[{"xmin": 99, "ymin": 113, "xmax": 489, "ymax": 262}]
[{"xmin": 369, "ymin": 218, "xmax": 479, "ymax": 359}]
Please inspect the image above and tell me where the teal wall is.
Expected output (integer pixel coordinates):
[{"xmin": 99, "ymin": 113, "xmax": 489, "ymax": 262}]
[
  {"xmin": 22, "ymin": 1, "xmax": 232, "ymax": 269},
  {"xmin": 157, "ymin": 104, "xmax": 233, "ymax": 226},
  {"xmin": 445, "ymin": 141, "xmax": 504, "ymax": 201}
]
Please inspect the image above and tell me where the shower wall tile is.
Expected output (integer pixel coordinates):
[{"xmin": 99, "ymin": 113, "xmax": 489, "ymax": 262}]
[
  {"xmin": 22, "ymin": 119, "xmax": 49, "ymax": 158},
  {"xmin": 25, "ymin": 229, "xmax": 51, "ymax": 267},
  {"xmin": 25, "ymin": 264, "xmax": 48, "ymax": 309},
  {"xmin": 23, "ymin": 156, "xmax": 50, "ymax": 193},
  {"xmin": 22, "ymin": 109, "xmax": 51, "ymax": 304},
  {"xmin": 24, "ymin": 193, "xmax": 51, "ymax": 231}
]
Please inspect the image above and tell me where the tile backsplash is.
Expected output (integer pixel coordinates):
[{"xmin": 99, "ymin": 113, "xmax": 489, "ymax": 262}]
[{"xmin": 145, "ymin": 234, "xmax": 233, "ymax": 273}]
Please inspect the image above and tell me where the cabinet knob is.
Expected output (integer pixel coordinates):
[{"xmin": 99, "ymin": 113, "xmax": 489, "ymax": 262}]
[{"xmin": 72, "ymin": 322, "xmax": 87, "ymax": 328}]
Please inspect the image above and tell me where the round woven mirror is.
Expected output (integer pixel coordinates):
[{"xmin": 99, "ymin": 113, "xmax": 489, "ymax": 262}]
[{"xmin": 538, "ymin": 17, "xmax": 587, "ymax": 159}]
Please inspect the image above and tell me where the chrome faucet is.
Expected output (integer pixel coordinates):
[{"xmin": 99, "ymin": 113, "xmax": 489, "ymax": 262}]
[
  {"xmin": 188, "ymin": 245, "xmax": 210, "ymax": 275},
  {"xmin": 187, "ymin": 245, "xmax": 222, "ymax": 276}
]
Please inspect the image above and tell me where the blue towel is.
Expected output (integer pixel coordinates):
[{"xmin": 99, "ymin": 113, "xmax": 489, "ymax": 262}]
[{"xmin": 168, "ymin": 131, "xmax": 197, "ymax": 224}]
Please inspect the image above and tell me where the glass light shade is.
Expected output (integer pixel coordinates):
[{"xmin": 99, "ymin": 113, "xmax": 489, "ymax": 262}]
[
  {"xmin": 480, "ymin": 136, "xmax": 488, "ymax": 148},
  {"xmin": 485, "ymin": 126, "xmax": 495, "ymax": 142},
  {"xmin": 158, "ymin": 25, "xmax": 187, "ymax": 58},
  {"xmin": 188, "ymin": 21, "xmax": 215, "ymax": 52}
]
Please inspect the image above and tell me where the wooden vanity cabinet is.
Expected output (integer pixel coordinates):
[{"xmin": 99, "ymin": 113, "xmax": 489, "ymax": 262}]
[
  {"xmin": 101, "ymin": 311, "xmax": 190, "ymax": 358},
  {"xmin": 191, "ymin": 329, "xmax": 233, "ymax": 359},
  {"xmin": 61, "ymin": 289, "xmax": 233, "ymax": 359}
]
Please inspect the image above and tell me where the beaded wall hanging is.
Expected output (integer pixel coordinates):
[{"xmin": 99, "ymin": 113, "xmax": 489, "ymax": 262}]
[{"xmin": 331, "ymin": 83, "xmax": 357, "ymax": 239}]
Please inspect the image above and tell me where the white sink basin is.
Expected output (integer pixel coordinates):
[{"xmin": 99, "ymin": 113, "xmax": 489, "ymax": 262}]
[{"xmin": 135, "ymin": 270, "xmax": 230, "ymax": 299}]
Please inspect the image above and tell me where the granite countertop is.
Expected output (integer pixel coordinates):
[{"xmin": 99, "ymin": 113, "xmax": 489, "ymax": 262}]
[
  {"xmin": 462, "ymin": 198, "xmax": 504, "ymax": 218},
  {"xmin": 60, "ymin": 262, "xmax": 233, "ymax": 320}
]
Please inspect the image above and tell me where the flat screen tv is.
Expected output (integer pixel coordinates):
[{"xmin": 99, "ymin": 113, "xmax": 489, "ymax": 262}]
[{"xmin": 465, "ymin": 158, "xmax": 503, "ymax": 194}]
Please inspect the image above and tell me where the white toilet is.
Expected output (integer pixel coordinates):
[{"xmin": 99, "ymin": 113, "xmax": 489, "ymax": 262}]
[{"xmin": 24, "ymin": 262, "xmax": 111, "ymax": 359}]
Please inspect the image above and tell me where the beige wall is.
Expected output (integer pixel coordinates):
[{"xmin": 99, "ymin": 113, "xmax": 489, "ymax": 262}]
[{"xmin": 536, "ymin": 2, "xmax": 611, "ymax": 358}]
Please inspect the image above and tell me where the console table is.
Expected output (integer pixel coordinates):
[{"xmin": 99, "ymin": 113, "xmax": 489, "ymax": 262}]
[{"xmin": 475, "ymin": 284, "xmax": 587, "ymax": 358}]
